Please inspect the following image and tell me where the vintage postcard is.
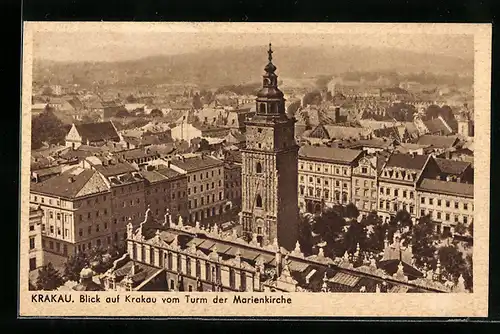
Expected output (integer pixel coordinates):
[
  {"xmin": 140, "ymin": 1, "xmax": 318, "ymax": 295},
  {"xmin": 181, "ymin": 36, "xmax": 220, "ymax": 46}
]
[{"xmin": 19, "ymin": 22, "xmax": 491, "ymax": 317}]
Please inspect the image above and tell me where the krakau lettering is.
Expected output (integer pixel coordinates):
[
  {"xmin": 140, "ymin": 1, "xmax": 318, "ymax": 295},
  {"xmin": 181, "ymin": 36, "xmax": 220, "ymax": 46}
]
[
  {"xmin": 31, "ymin": 294, "xmax": 73, "ymax": 303},
  {"xmin": 124, "ymin": 295, "xmax": 157, "ymax": 303}
]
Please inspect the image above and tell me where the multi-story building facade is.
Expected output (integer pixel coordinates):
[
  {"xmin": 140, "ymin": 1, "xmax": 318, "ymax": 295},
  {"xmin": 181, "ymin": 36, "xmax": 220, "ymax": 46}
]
[
  {"xmin": 224, "ymin": 161, "xmax": 242, "ymax": 209},
  {"xmin": 416, "ymin": 157, "xmax": 474, "ymax": 234},
  {"xmin": 30, "ymin": 166, "xmax": 112, "ymax": 258},
  {"xmin": 377, "ymin": 154, "xmax": 431, "ymax": 222},
  {"xmin": 142, "ymin": 165, "xmax": 188, "ymax": 222},
  {"xmin": 91, "ymin": 159, "xmax": 146, "ymax": 245},
  {"xmin": 351, "ymin": 153, "xmax": 384, "ymax": 215},
  {"xmin": 298, "ymin": 145, "xmax": 363, "ymax": 214},
  {"xmin": 241, "ymin": 45, "xmax": 299, "ymax": 251},
  {"xmin": 169, "ymin": 154, "xmax": 225, "ymax": 226},
  {"xmin": 29, "ymin": 206, "xmax": 44, "ymax": 272}
]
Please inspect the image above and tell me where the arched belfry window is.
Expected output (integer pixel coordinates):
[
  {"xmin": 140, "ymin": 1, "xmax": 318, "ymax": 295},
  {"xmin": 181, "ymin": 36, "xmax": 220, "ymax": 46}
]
[
  {"xmin": 256, "ymin": 162, "xmax": 262, "ymax": 174},
  {"xmin": 259, "ymin": 103, "xmax": 266, "ymax": 114},
  {"xmin": 271, "ymin": 103, "xmax": 277, "ymax": 114},
  {"xmin": 256, "ymin": 194, "xmax": 263, "ymax": 208}
]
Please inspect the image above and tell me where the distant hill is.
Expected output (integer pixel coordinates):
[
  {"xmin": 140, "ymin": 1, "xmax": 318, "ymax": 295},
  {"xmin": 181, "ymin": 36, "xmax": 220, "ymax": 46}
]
[{"xmin": 32, "ymin": 45, "xmax": 473, "ymax": 89}]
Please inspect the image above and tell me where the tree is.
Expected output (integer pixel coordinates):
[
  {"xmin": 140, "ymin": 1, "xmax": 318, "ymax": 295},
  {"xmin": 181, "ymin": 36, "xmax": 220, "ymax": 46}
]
[
  {"xmin": 345, "ymin": 203, "xmax": 360, "ymax": 219},
  {"xmin": 150, "ymin": 109, "xmax": 163, "ymax": 117},
  {"xmin": 192, "ymin": 93, "xmax": 203, "ymax": 110},
  {"xmin": 36, "ymin": 263, "xmax": 64, "ymax": 291},
  {"xmin": 411, "ymin": 215, "xmax": 438, "ymax": 267},
  {"xmin": 297, "ymin": 213, "xmax": 314, "ymax": 256},
  {"xmin": 342, "ymin": 221, "xmax": 367, "ymax": 254},
  {"xmin": 467, "ymin": 222, "xmax": 474, "ymax": 237},
  {"xmin": 63, "ymin": 252, "xmax": 88, "ymax": 282},
  {"xmin": 438, "ymin": 245, "xmax": 466, "ymax": 281},
  {"xmin": 312, "ymin": 207, "xmax": 346, "ymax": 256},
  {"xmin": 454, "ymin": 222, "xmax": 468, "ymax": 236},
  {"xmin": 31, "ymin": 108, "xmax": 68, "ymax": 149},
  {"xmin": 463, "ymin": 253, "xmax": 473, "ymax": 292},
  {"xmin": 125, "ymin": 94, "xmax": 137, "ymax": 103}
]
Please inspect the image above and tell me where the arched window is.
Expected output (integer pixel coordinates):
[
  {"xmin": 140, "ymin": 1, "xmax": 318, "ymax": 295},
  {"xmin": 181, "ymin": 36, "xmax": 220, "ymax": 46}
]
[
  {"xmin": 271, "ymin": 103, "xmax": 278, "ymax": 114},
  {"xmin": 259, "ymin": 103, "xmax": 266, "ymax": 114},
  {"xmin": 256, "ymin": 194, "xmax": 263, "ymax": 208},
  {"xmin": 256, "ymin": 162, "xmax": 262, "ymax": 174}
]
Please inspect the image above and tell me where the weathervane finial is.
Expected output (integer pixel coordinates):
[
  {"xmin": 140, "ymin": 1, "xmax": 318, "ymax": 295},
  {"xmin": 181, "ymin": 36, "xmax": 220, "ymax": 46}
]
[{"xmin": 268, "ymin": 43, "xmax": 273, "ymax": 62}]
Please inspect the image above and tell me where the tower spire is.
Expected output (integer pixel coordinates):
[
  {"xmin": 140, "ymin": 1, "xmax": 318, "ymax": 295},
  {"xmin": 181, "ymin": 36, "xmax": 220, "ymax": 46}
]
[{"xmin": 268, "ymin": 43, "xmax": 273, "ymax": 62}]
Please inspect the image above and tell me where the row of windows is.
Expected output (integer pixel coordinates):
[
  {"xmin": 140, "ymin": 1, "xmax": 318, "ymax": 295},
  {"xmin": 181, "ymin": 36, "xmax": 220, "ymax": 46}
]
[
  {"xmin": 225, "ymin": 181, "xmax": 240, "ymax": 188},
  {"xmin": 78, "ymin": 221, "xmax": 110, "ymax": 237},
  {"xmin": 420, "ymin": 209, "xmax": 471, "ymax": 224},
  {"xmin": 44, "ymin": 224, "xmax": 70, "ymax": 238},
  {"xmin": 187, "ymin": 169, "xmax": 222, "ymax": 182},
  {"xmin": 299, "ymin": 162, "xmax": 350, "ymax": 175},
  {"xmin": 188, "ymin": 181, "xmax": 221, "ymax": 195},
  {"xmin": 420, "ymin": 197, "xmax": 471, "ymax": 211},
  {"xmin": 112, "ymin": 184, "xmax": 143, "ymax": 196},
  {"xmin": 382, "ymin": 169, "xmax": 416, "ymax": 181},
  {"xmin": 47, "ymin": 211, "xmax": 73, "ymax": 222},
  {"xmin": 43, "ymin": 238, "xmax": 68, "ymax": 256},
  {"xmin": 299, "ymin": 186, "xmax": 349, "ymax": 201},
  {"xmin": 354, "ymin": 200, "xmax": 377, "ymax": 211},
  {"xmin": 300, "ymin": 175, "xmax": 349, "ymax": 188},
  {"xmin": 188, "ymin": 192, "xmax": 224, "ymax": 209},
  {"xmin": 354, "ymin": 179, "xmax": 375, "ymax": 188},
  {"xmin": 137, "ymin": 248, "xmax": 247, "ymax": 291},
  {"xmin": 76, "ymin": 232, "xmax": 125, "ymax": 253},
  {"xmin": 77, "ymin": 209, "xmax": 109, "ymax": 221},
  {"xmin": 189, "ymin": 205, "xmax": 224, "ymax": 222},
  {"xmin": 380, "ymin": 187, "xmax": 414, "ymax": 199},
  {"xmin": 354, "ymin": 188, "xmax": 377, "ymax": 198},
  {"xmin": 379, "ymin": 200, "xmax": 415, "ymax": 214}
]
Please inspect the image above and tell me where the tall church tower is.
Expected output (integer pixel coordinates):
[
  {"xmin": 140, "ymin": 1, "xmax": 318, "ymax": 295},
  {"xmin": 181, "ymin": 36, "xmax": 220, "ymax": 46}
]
[{"xmin": 241, "ymin": 44, "xmax": 299, "ymax": 251}]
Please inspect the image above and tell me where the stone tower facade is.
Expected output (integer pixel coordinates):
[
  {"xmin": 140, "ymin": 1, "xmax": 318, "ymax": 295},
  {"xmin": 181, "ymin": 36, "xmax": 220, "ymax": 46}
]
[{"xmin": 241, "ymin": 44, "xmax": 299, "ymax": 251}]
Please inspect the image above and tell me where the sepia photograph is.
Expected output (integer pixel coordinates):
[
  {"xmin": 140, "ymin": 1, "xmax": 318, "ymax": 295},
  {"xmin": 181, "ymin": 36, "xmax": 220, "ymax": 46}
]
[{"xmin": 19, "ymin": 22, "xmax": 491, "ymax": 317}]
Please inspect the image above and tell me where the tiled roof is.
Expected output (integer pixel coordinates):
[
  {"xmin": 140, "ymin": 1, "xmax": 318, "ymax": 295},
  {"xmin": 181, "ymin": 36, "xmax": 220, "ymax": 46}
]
[
  {"xmin": 156, "ymin": 166, "xmax": 182, "ymax": 179},
  {"xmin": 119, "ymin": 148, "xmax": 160, "ymax": 160},
  {"xmin": 75, "ymin": 121, "xmax": 120, "ymax": 143},
  {"xmin": 94, "ymin": 161, "xmax": 137, "ymax": 177},
  {"xmin": 299, "ymin": 145, "xmax": 363, "ymax": 164},
  {"xmin": 434, "ymin": 158, "xmax": 471, "ymax": 175},
  {"xmin": 339, "ymin": 138, "xmax": 393, "ymax": 149},
  {"xmin": 423, "ymin": 118, "xmax": 452, "ymax": 135},
  {"xmin": 416, "ymin": 135, "xmax": 458, "ymax": 148},
  {"xmin": 384, "ymin": 153, "xmax": 429, "ymax": 170},
  {"xmin": 320, "ymin": 125, "xmax": 371, "ymax": 140},
  {"xmin": 30, "ymin": 167, "xmax": 109, "ymax": 199},
  {"xmin": 418, "ymin": 178, "xmax": 474, "ymax": 198},
  {"xmin": 170, "ymin": 155, "xmax": 223, "ymax": 172}
]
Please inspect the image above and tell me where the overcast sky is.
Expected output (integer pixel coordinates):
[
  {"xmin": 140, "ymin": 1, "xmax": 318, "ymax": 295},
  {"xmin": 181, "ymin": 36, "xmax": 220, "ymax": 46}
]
[{"xmin": 33, "ymin": 28, "xmax": 474, "ymax": 63}]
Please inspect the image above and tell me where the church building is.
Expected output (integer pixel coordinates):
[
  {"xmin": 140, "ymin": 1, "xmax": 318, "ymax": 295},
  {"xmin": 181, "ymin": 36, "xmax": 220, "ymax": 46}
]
[{"xmin": 240, "ymin": 44, "xmax": 300, "ymax": 251}]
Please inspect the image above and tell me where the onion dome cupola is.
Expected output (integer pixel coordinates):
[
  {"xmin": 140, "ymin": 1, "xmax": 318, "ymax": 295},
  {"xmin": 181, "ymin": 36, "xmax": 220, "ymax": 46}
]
[{"xmin": 256, "ymin": 43, "xmax": 286, "ymax": 116}]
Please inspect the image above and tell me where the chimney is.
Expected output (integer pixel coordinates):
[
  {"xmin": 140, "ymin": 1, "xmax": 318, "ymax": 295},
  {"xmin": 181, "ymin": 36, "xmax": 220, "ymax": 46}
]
[{"xmin": 68, "ymin": 177, "xmax": 74, "ymax": 183}]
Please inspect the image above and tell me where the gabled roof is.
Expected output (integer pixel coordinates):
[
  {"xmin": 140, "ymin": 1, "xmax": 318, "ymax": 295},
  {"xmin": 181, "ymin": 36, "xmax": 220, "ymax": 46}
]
[
  {"xmin": 434, "ymin": 158, "xmax": 471, "ymax": 176},
  {"xmin": 384, "ymin": 153, "xmax": 429, "ymax": 171},
  {"xmin": 418, "ymin": 178, "xmax": 474, "ymax": 198},
  {"xmin": 416, "ymin": 135, "xmax": 458, "ymax": 149},
  {"xmin": 74, "ymin": 121, "xmax": 120, "ymax": 143},
  {"xmin": 93, "ymin": 161, "xmax": 137, "ymax": 177},
  {"xmin": 170, "ymin": 155, "xmax": 223, "ymax": 172},
  {"xmin": 299, "ymin": 145, "xmax": 363, "ymax": 164},
  {"xmin": 423, "ymin": 117, "xmax": 453, "ymax": 135},
  {"xmin": 30, "ymin": 167, "xmax": 109, "ymax": 199}
]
